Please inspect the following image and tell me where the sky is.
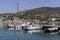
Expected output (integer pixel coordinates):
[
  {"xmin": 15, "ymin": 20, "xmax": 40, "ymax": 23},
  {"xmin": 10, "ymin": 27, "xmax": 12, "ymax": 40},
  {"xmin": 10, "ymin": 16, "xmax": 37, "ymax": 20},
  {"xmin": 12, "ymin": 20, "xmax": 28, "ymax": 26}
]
[{"xmin": 0, "ymin": 0, "xmax": 60, "ymax": 13}]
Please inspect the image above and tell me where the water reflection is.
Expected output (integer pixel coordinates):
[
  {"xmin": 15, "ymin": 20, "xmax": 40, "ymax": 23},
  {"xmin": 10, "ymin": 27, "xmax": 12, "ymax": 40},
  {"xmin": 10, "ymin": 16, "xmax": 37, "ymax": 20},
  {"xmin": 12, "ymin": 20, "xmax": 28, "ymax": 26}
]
[
  {"xmin": 23, "ymin": 30, "xmax": 42, "ymax": 34},
  {"xmin": 0, "ymin": 23, "xmax": 60, "ymax": 40},
  {"xmin": 0, "ymin": 28, "xmax": 60, "ymax": 40},
  {"xmin": 15, "ymin": 31, "xmax": 22, "ymax": 40}
]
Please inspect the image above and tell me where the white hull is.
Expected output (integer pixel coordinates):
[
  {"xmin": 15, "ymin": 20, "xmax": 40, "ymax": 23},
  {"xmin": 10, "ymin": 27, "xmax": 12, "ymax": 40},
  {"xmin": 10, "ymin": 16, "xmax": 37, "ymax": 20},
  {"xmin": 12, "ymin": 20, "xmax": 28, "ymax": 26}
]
[
  {"xmin": 23, "ymin": 25, "xmax": 42, "ymax": 30},
  {"xmin": 8, "ymin": 24, "xmax": 14, "ymax": 28},
  {"xmin": 15, "ymin": 26, "xmax": 22, "ymax": 30},
  {"xmin": 48, "ymin": 27, "xmax": 58, "ymax": 31},
  {"xmin": 8, "ymin": 24, "xmax": 22, "ymax": 30},
  {"xmin": 23, "ymin": 26, "xmax": 41, "ymax": 30}
]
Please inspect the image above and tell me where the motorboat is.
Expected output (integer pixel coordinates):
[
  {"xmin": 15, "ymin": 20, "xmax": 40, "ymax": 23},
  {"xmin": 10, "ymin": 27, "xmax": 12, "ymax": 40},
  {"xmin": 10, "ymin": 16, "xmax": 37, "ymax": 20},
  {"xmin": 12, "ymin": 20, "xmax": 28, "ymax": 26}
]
[
  {"xmin": 22, "ymin": 22, "xmax": 42, "ymax": 31},
  {"xmin": 8, "ymin": 24, "xmax": 15, "ymax": 30},
  {"xmin": 42, "ymin": 25, "xmax": 58, "ymax": 33},
  {"xmin": 15, "ymin": 25, "xmax": 22, "ymax": 30},
  {"xmin": 8, "ymin": 24, "xmax": 22, "ymax": 30}
]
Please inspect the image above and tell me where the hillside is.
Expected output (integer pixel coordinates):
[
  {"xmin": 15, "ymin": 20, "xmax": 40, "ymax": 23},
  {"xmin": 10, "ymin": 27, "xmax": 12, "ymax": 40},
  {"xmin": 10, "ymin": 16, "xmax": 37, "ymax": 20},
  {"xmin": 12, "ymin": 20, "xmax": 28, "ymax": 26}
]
[{"xmin": 1, "ymin": 7, "xmax": 60, "ymax": 20}]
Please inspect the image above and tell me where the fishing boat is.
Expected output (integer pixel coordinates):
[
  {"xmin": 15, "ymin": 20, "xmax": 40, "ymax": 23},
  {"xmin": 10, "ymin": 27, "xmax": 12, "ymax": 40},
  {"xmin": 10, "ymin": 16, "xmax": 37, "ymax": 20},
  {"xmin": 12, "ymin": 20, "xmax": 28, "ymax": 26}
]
[
  {"xmin": 15, "ymin": 25, "xmax": 22, "ymax": 30},
  {"xmin": 42, "ymin": 17, "xmax": 60, "ymax": 33},
  {"xmin": 8, "ymin": 24, "xmax": 15, "ymax": 30},
  {"xmin": 8, "ymin": 24, "xmax": 22, "ymax": 30},
  {"xmin": 42, "ymin": 25, "xmax": 59, "ymax": 33},
  {"xmin": 22, "ymin": 22, "xmax": 42, "ymax": 31}
]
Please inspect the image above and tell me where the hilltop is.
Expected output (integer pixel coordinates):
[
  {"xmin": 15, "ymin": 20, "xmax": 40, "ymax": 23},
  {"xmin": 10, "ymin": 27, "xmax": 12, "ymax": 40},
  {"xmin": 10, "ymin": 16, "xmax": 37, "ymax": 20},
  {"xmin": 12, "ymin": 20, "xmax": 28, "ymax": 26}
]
[{"xmin": 1, "ymin": 7, "xmax": 60, "ymax": 20}]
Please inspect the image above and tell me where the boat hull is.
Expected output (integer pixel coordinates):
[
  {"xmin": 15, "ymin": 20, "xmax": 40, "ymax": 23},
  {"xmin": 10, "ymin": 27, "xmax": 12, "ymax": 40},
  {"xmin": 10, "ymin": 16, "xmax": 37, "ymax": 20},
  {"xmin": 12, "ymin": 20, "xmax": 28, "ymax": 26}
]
[{"xmin": 23, "ymin": 26, "xmax": 41, "ymax": 31}]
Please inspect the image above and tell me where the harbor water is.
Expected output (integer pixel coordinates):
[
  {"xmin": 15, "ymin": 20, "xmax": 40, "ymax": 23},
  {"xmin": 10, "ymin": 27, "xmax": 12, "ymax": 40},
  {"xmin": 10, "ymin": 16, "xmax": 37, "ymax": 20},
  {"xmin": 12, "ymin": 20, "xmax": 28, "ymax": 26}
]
[
  {"xmin": 0, "ymin": 30, "xmax": 60, "ymax": 40},
  {"xmin": 0, "ymin": 22, "xmax": 60, "ymax": 40}
]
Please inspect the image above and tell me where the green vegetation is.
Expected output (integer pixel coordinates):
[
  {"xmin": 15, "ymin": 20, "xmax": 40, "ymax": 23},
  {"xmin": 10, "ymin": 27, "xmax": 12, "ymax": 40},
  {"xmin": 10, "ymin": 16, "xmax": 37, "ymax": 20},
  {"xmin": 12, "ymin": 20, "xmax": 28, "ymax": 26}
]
[{"xmin": 1, "ymin": 7, "xmax": 60, "ymax": 20}]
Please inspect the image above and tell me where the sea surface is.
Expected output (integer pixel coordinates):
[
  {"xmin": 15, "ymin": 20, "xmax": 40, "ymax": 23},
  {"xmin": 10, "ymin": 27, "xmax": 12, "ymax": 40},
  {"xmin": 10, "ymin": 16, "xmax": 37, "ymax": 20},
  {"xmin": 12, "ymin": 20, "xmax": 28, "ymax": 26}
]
[
  {"xmin": 0, "ymin": 30, "xmax": 60, "ymax": 40},
  {"xmin": 0, "ymin": 22, "xmax": 60, "ymax": 40}
]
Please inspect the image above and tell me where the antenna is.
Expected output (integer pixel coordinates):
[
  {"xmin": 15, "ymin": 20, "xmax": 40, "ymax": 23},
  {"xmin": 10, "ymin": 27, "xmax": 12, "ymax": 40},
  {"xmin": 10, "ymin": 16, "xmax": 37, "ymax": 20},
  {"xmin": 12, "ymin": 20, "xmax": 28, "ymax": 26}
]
[{"xmin": 17, "ymin": 2, "xmax": 19, "ymax": 13}]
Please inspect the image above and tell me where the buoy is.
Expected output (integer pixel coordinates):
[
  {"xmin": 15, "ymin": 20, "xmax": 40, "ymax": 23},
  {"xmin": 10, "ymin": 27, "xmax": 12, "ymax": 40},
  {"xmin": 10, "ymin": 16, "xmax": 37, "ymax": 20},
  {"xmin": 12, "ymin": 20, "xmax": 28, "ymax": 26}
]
[{"xmin": 45, "ymin": 33, "xmax": 48, "ymax": 38}]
